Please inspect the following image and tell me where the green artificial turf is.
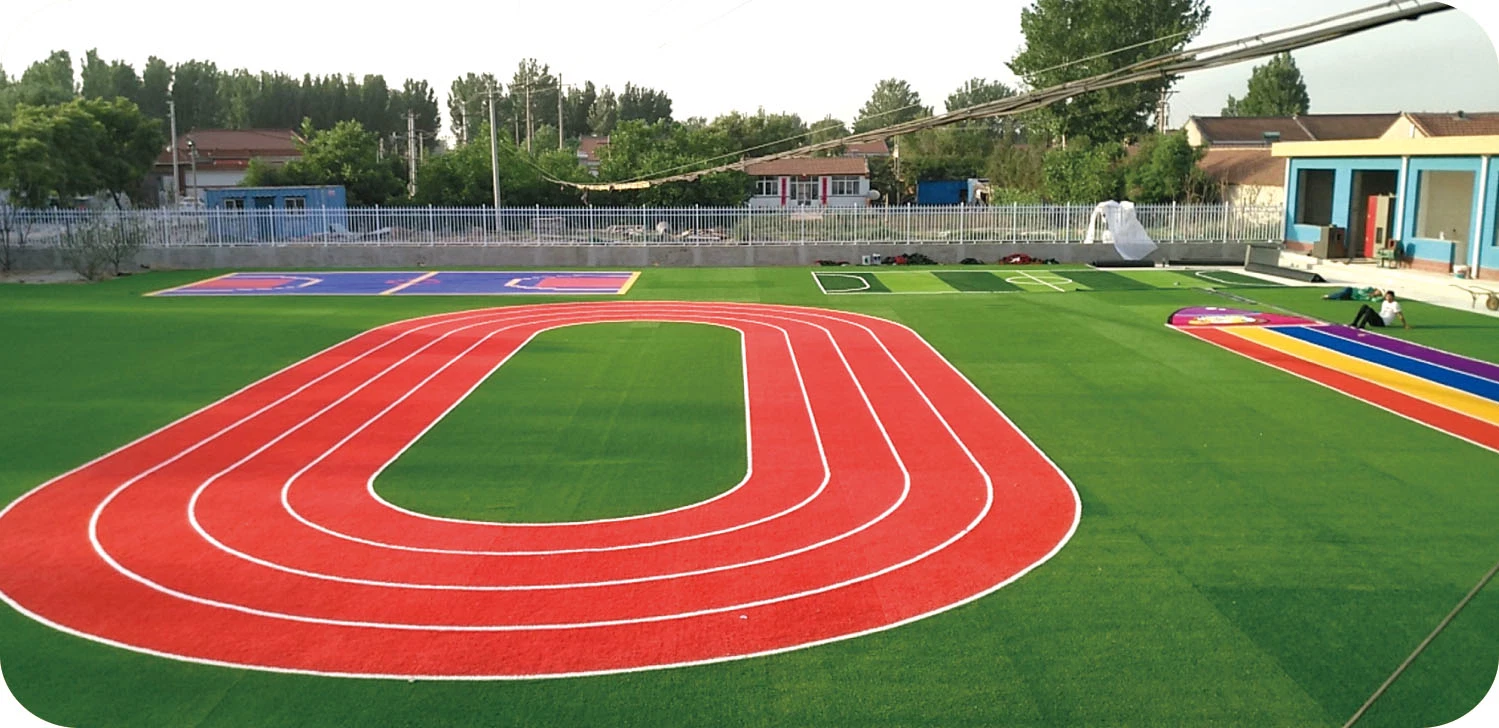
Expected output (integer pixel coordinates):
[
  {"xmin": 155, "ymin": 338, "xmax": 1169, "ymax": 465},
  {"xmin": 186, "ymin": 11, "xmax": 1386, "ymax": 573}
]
[
  {"xmin": 874, "ymin": 271, "xmax": 958, "ymax": 293},
  {"xmin": 1, "ymin": 267, "xmax": 1496, "ymax": 728},
  {"xmin": 933, "ymin": 271, "xmax": 1023, "ymax": 292},
  {"xmin": 375, "ymin": 322, "xmax": 746, "ymax": 523},
  {"xmin": 1057, "ymin": 269, "xmax": 1156, "ymax": 291}
]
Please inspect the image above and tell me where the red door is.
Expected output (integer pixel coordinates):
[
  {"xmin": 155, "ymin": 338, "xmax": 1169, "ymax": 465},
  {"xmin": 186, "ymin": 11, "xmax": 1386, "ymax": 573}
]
[{"xmin": 1364, "ymin": 195, "xmax": 1381, "ymax": 258}]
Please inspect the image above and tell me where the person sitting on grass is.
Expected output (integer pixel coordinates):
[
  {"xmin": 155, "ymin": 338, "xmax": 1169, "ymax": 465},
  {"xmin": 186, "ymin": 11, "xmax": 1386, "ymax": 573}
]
[
  {"xmin": 1352, "ymin": 290, "xmax": 1410, "ymax": 330},
  {"xmin": 1324, "ymin": 286, "xmax": 1384, "ymax": 301}
]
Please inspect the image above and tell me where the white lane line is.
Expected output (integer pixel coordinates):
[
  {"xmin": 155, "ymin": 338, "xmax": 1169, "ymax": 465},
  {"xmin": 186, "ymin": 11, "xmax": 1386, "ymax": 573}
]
[{"xmin": 86, "ymin": 304, "xmax": 1001, "ymax": 630}]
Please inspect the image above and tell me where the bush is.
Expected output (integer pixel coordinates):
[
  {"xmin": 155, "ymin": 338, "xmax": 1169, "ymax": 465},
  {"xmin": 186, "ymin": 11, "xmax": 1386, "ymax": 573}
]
[{"xmin": 60, "ymin": 215, "xmax": 145, "ymax": 280}]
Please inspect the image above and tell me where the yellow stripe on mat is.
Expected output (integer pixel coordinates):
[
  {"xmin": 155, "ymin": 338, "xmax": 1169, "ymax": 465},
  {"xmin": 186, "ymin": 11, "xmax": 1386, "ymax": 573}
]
[{"xmin": 1228, "ymin": 326, "xmax": 1499, "ymax": 426}]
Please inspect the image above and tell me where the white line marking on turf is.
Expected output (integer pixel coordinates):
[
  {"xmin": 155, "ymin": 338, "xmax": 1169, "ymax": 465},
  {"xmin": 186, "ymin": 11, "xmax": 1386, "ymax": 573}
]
[{"xmin": 814, "ymin": 272, "xmax": 872, "ymax": 293}]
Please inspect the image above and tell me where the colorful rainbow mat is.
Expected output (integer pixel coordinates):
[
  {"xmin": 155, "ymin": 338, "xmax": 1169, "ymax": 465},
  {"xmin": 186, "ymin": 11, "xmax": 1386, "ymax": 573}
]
[{"xmin": 1170, "ymin": 307, "xmax": 1499, "ymax": 453}]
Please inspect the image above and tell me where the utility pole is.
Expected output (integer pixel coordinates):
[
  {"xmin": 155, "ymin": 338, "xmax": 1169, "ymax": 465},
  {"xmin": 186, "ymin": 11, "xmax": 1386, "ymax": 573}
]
[
  {"xmin": 557, "ymin": 74, "xmax": 565, "ymax": 150},
  {"xmin": 406, "ymin": 110, "xmax": 417, "ymax": 197},
  {"xmin": 488, "ymin": 81, "xmax": 502, "ymax": 231},
  {"xmin": 459, "ymin": 105, "xmax": 468, "ymax": 145},
  {"xmin": 525, "ymin": 83, "xmax": 533, "ymax": 154},
  {"xmin": 168, "ymin": 99, "xmax": 180, "ymax": 206},
  {"xmin": 1156, "ymin": 88, "xmax": 1176, "ymax": 134}
]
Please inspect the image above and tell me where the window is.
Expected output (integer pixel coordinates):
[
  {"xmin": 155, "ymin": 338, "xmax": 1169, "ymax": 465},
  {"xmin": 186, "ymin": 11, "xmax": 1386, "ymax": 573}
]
[
  {"xmin": 1415, "ymin": 170, "xmax": 1474, "ymax": 243},
  {"xmin": 284, "ymin": 196, "xmax": 307, "ymax": 212},
  {"xmin": 223, "ymin": 198, "xmax": 244, "ymax": 211},
  {"xmin": 830, "ymin": 176, "xmax": 862, "ymax": 196},
  {"xmin": 756, "ymin": 177, "xmax": 781, "ymax": 196},
  {"xmin": 1294, "ymin": 169, "xmax": 1335, "ymax": 226}
]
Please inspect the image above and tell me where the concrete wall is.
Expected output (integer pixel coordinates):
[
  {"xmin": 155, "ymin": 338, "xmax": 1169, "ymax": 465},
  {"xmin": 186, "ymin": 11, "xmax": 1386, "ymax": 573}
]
[
  {"xmin": 1400, "ymin": 156, "xmax": 1485, "ymax": 273},
  {"xmin": 1482, "ymin": 160, "xmax": 1499, "ymax": 281},
  {"xmin": 8, "ymin": 242, "xmax": 1248, "ymax": 273}
]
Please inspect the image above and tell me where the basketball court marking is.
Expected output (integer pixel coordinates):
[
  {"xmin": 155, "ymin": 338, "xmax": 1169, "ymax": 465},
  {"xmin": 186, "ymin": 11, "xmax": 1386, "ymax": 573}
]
[{"xmin": 147, "ymin": 271, "xmax": 642, "ymax": 297}]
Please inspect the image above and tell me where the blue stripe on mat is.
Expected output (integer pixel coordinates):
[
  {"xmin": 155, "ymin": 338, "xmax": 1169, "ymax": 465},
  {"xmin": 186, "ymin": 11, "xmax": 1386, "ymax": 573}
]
[{"xmin": 1280, "ymin": 327, "xmax": 1499, "ymax": 403}]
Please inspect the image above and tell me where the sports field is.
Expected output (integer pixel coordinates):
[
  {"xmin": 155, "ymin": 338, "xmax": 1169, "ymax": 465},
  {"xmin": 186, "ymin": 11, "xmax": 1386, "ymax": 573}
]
[{"xmin": 1, "ymin": 266, "xmax": 1496, "ymax": 727}]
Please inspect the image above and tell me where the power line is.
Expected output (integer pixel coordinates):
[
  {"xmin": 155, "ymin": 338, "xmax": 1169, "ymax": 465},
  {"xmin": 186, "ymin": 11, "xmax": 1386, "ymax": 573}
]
[{"xmin": 554, "ymin": 0, "xmax": 1452, "ymax": 192}]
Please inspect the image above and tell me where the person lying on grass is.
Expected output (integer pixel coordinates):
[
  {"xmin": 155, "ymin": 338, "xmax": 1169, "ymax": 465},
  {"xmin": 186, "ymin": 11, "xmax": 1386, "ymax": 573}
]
[
  {"xmin": 1324, "ymin": 286, "xmax": 1384, "ymax": 301},
  {"xmin": 1352, "ymin": 290, "xmax": 1410, "ymax": 330}
]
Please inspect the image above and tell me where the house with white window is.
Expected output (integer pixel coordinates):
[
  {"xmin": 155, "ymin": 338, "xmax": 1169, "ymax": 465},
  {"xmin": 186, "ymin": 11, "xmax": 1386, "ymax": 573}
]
[{"xmin": 745, "ymin": 157, "xmax": 872, "ymax": 209}]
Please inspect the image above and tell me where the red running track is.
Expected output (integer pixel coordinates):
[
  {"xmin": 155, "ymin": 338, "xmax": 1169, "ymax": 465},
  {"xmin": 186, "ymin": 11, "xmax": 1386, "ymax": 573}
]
[{"xmin": 0, "ymin": 302, "xmax": 1079, "ymax": 679}]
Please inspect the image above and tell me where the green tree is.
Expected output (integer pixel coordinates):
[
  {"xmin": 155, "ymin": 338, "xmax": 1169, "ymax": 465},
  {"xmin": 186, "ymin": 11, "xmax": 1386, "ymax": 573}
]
[
  {"xmin": 392, "ymin": 79, "xmax": 441, "ymax": 151},
  {"xmin": 137, "ymin": 57, "xmax": 173, "ymax": 123},
  {"xmin": 708, "ymin": 109, "xmax": 807, "ymax": 156},
  {"xmin": 853, "ymin": 79, "xmax": 930, "ymax": 133},
  {"xmin": 894, "ymin": 127, "xmax": 995, "ymax": 184},
  {"xmin": 1222, "ymin": 53, "xmax": 1310, "ymax": 117},
  {"xmin": 985, "ymin": 142, "xmax": 1046, "ymax": 198},
  {"xmin": 1009, "ymin": 0, "xmax": 1209, "ymax": 145},
  {"xmin": 945, "ymin": 78, "xmax": 1016, "ymax": 112},
  {"xmin": 809, "ymin": 116, "xmax": 848, "ymax": 144},
  {"xmin": 83, "ymin": 98, "xmax": 166, "ymax": 207},
  {"xmin": 511, "ymin": 59, "xmax": 560, "ymax": 140},
  {"xmin": 563, "ymin": 81, "xmax": 597, "ymax": 139},
  {"xmin": 617, "ymin": 83, "xmax": 672, "ymax": 125},
  {"xmin": 15, "ymin": 51, "xmax": 76, "ymax": 107},
  {"xmin": 219, "ymin": 69, "xmax": 259, "ymax": 129},
  {"xmin": 587, "ymin": 87, "xmax": 619, "ymax": 135},
  {"xmin": 448, "ymin": 73, "xmax": 502, "ymax": 143},
  {"xmin": 1041, "ymin": 138, "xmax": 1124, "ymax": 202},
  {"xmin": 80, "ymin": 50, "xmax": 141, "ymax": 103},
  {"xmin": 594, "ymin": 120, "xmax": 747, "ymax": 206},
  {"xmin": 245, "ymin": 119, "xmax": 405, "ymax": 205},
  {"xmin": 171, "ymin": 60, "xmax": 223, "ymax": 130},
  {"xmin": 413, "ymin": 123, "xmax": 585, "ymax": 207},
  {"xmin": 1120, "ymin": 132, "xmax": 1216, "ymax": 202}
]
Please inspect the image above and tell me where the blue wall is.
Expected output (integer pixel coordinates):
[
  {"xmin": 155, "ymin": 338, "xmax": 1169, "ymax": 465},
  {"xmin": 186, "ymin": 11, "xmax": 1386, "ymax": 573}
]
[
  {"xmin": 1283, "ymin": 158, "xmax": 1402, "ymax": 244},
  {"xmin": 204, "ymin": 186, "xmax": 349, "ymax": 242}
]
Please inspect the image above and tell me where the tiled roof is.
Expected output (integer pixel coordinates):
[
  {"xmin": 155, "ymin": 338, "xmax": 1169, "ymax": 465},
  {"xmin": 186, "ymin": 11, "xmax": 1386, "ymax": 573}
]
[
  {"xmin": 842, "ymin": 140, "xmax": 890, "ymax": 156},
  {"xmin": 1189, "ymin": 114, "xmax": 1398, "ymax": 145},
  {"xmin": 156, "ymin": 129, "xmax": 302, "ymax": 165},
  {"xmin": 1198, "ymin": 148, "xmax": 1286, "ymax": 187},
  {"xmin": 1407, "ymin": 112, "xmax": 1499, "ymax": 137},
  {"xmin": 744, "ymin": 157, "xmax": 869, "ymax": 177}
]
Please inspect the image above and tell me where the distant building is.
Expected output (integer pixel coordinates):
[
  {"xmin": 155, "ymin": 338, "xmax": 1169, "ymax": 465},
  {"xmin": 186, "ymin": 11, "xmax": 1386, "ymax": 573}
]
[
  {"xmin": 1273, "ymin": 120, "xmax": 1499, "ymax": 279},
  {"xmin": 577, "ymin": 135, "xmax": 610, "ymax": 177},
  {"xmin": 152, "ymin": 129, "xmax": 304, "ymax": 206},
  {"xmin": 1188, "ymin": 113, "xmax": 1428, "ymax": 210},
  {"xmin": 745, "ymin": 157, "xmax": 872, "ymax": 209},
  {"xmin": 840, "ymin": 139, "xmax": 891, "ymax": 158},
  {"xmin": 203, "ymin": 185, "xmax": 349, "ymax": 243}
]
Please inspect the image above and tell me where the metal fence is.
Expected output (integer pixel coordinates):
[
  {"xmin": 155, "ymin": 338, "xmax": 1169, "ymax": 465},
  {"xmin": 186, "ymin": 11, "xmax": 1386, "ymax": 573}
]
[{"xmin": 2, "ymin": 203, "xmax": 1286, "ymax": 248}]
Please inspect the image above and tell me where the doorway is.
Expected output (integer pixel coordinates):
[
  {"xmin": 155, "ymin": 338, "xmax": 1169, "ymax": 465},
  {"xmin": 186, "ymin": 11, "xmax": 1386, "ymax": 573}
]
[{"xmin": 1348, "ymin": 171, "xmax": 1399, "ymax": 258}]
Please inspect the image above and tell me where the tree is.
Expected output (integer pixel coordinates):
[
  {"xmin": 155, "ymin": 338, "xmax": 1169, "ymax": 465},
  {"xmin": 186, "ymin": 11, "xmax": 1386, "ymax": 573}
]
[
  {"xmin": 392, "ymin": 79, "xmax": 441, "ymax": 151},
  {"xmin": 617, "ymin": 83, "xmax": 672, "ymax": 125},
  {"xmin": 1120, "ymin": 132, "xmax": 1216, "ymax": 202},
  {"xmin": 853, "ymin": 79, "xmax": 930, "ymax": 134},
  {"xmin": 448, "ymin": 73, "xmax": 502, "ymax": 143},
  {"xmin": 245, "ymin": 119, "xmax": 405, "ymax": 205},
  {"xmin": 708, "ymin": 109, "xmax": 807, "ymax": 156},
  {"xmin": 594, "ymin": 120, "xmax": 747, "ymax": 206},
  {"xmin": 1222, "ymin": 53, "xmax": 1310, "ymax": 117},
  {"xmin": 15, "ymin": 51, "xmax": 76, "ymax": 107},
  {"xmin": 1041, "ymin": 139, "xmax": 1124, "ymax": 203},
  {"xmin": 413, "ymin": 123, "xmax": 585, "ymax": 207},
  {"xmin": 587, "ymin": 87, "xmax": 619, "ymax": 135},
  {"xmin": 80, "ymin": 50, "xmax": 141, "ymax": 104},
  {"xmin": 1009, "ymin": 0, "xmax": 1209, "ymax": 145},
  {"xmin": 945, "ymin": 78, "xmax": 1016, "ymax": 113},
  {"xmin": 808, "ymin": 116, "xmax": 848, "ymax": 144},
  {"xmin": 83, "ymin": 98, "xmax": 166, "ymax": 207},
  {"xmin": 562, "ymin": 81, "xmax": 597, "ymax": 140},
  {"xmin": 137, "ymin": 57, "xmax": 173, "ymax": 123},
  {"xmin": 894, "ymin": 127, "xmax": 995, "ymax": 184},
  {"xmin": 171, "ymin": 60, "xmax": 223, "ymax": 130}
]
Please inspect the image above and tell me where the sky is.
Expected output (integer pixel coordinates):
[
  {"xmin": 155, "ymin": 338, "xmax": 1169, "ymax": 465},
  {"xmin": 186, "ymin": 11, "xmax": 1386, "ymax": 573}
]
[{"xmin": 1, "ymin": 0, "xmax": 1496, "ymax": 140}]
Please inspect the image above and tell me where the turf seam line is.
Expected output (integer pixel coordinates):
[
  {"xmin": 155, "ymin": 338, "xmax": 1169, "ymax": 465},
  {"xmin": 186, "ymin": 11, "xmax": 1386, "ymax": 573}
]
[{"xmin": 1342, "ymin": 556, "xmax": 1499, "ymax": 728}]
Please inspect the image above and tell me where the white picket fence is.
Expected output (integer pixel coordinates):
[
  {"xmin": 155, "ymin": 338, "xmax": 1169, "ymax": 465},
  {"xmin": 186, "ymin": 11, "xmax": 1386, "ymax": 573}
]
[{"xmin": 2, "ymin": 203, "xmax": 1285, "ymax": 247}]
